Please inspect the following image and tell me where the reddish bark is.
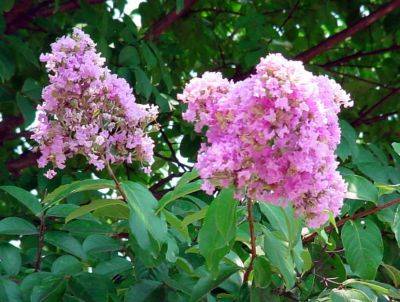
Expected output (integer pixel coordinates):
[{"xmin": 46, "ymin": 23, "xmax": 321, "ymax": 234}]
[
  {"xmin": 295, "ymin": 0, "xmax": 400, "ymax": 62},
  {"xmin": 144, "ymin": 0, "xmax": 198, "ymax": 40}
]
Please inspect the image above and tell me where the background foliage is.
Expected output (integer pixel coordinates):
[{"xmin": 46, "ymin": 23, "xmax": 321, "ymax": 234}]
[{"xmin": 0, "ymin": 0, "xmax": 400, "ymax": 301}]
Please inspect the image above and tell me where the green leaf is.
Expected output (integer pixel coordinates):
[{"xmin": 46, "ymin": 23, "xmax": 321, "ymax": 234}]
[
  {"xmin": 157, "ymin": 179, "xmax": 202, "ymax": 213},
  {"xmin": 190, "ymin": 264, "xmax": 240, "ymax": 302},
  {"xmin": 0, "ymin": 217, "xmax": 38, "ymax": 235},
  {"xmin": 82, "ymin": 234, "xmax": 120, "ymax": 254},
  {"xmin": 182, "ymin": 206, "xmax": 208, "ymax": 226},
  {"xmin": 392, "ymin": 205, "xmax": 400, "ymax": 247},
  {"xmin": 140, "ymin": 42, "xmax": 157, "ymax": 69},
  {"xmin": 263, "ymin": 229, "xmax": 296, "ymax": 289},
  {"xmin": 330, "ymin": 289, "xmax": 371, "ymax": 302},
  {"xmin": 381, "ymin": 263, "xmax": 400, "ymax": 288},
  {"xmin": 45, "ymin": 231, "xmax": 87, "ymax": 260},
  {"xmin": 121, "ymin": 181, "xmax": 168, "ymax": 252},
  {"xmin": 0, "ymin": 243, "xmax": 21, "ymax": 276},
  {"xmin": 0, "ymin": 0, "xmax": 14, "ymax": 12},
  {"xmin": 253, "ymin": 256, "xmax": 271, "ymax": 288},
  {"xmin": 51, "ymin": 255, "xmax": 82, "ymax": 275},
  {"xmin": 177, "ymin": 169, "xmax": 199, "ymax": 188},
  {"xmin": 163, "ymin": 209, "xmax": 190, "ymax": 241},
  {"xmin": 134, "ymin": 67, "xmax": 152, "ymax": 99},
  {"xmin": 125, "ymin": 279, "xmax": 162, "ymax": 302},
  {"xmin": 22, "ymin": 78, "xmax": 42, "ymax": 100},
  {"xmin": 259, "ymin": 203, "xmax": 300, "ymax": 245},
  {"xmin": 198, "ymin": 188, "xmax": 238, "ymax": 273},
  {"xmin": 65, "ymin": 199, "xmax": 128, "ymax": 222},
  {"xmin": 341, "ymin": 220, "xmax": 383, "ymax": 279},
  {"xmin": 16, "ymin": 93, "xmax": 35, "ymax": 128},
  {"xmin": 0, "ymin": 51, "xmax": 15, "ymax": 82},
  {"xmin": 69, "ymin": 273, "xmax": 108, "ymax": 302},
  {"xmin": 343, "ymin": 174, "xmax": 378, "ymax": 203},
  {"xmin": 44, "ymin": 179, "xmax": 115, "ymax": 204},
  {"xmin": 0, "ymin": 186, "xmax": 42, "ymax": 216},
  {"xmin": 392, "ymin": 142, "xmax": 400, "ymax": 156},
  {"xmin": 118, "ymin": 46, "xmax": 140, "ymax": 66},
  {"xmin": 343, "ymin": 279, "xmax": 400, "ymax": 299},
  {"xmin": 30, "ymin": 276, "xmax": 67, "ymax": 302},
  {"xmin": 94, "ymin": 257, "xmax": 131, "ymax": 278},
  {"xmin": 176, "ymin": 0, "xmax": 184, "ymax": 12},
  {"xmin": 0, "ymin": 278, "xmax": 22, "ymax": 302}
]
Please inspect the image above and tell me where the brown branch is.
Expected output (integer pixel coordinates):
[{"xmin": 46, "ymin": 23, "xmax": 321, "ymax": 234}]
[
  {"xmin": 354, "ymin": 110, "xmax": 398, "ymax": 126},
  {"xmin": 302, "ymin": 197, "xmax": 400, "ymax": 244},
  {"xmin": 0, "ymin": 115, "xmax": 24, "ymax": 145},
  {"xmin": 4, "ymin": 0, "xmax": 106, "ymax": 34},
  {"xmin": 243, "ymin": 199, "xmax": 257, "ymax": 284},
  {"xmin": 295, "ymin": 0, "xmax": 400, "ymax": 63},
  {"xmin": 144, "ymin": 0, "xmax": 198, "ymax": 40},
  {"xmin": 321, "ymin": 44, "xmax": 400, "ymax": 68},
  {"xmin": 320, "ymin": 67, "xmax": 397, "ymax": 90},
  {"xmin": 352, "ymin": 88, "xmax": 400, "ymax": 127},
  {"xmin": 159, "ymin": 128, "xmax": 191, "ymax": 170},
  {"xmin": 7, "ymin": 152, "xmax": 39, "ymax": 175},
  {"xmin": 149, "ymin": 172, "xmax": 184, "ymax": 192}
]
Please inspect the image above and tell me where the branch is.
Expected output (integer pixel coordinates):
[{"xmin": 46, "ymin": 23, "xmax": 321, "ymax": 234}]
[
  {"xmin": 144, "ymin": 0, "xmax": 198, "ymax": 40},
  {"xmin": 0, "ymin": 115, "xmax": 24, "ymax": 145},
  {"xmin": 149, "ymin": 172, "xmax": 184, "ymax": 192},
  {"xmin": 233, "ymin": 0, "xmax": 400, "ymax": 80},
  {"xmin": 302, "ymin": 197, "xmax": 400, "ymax": 244},
  {"xmin": 354, "ymin": 110, "xmax": 398, "ymax": 126},
  {"xmin": 295, "ymin": 0, "xmax": 400, "ymax": 62},
  {"xmin": 159, "ymin": 128, "xmax": 191, "ymax": 170},
  {"xmin": 352, "ymin": 88, "xmax": 400, "ymax": 127},
  {"xmin": 321, "ymin": 44, "xmax": 400, "ymax": 68},
  {"xmin": 319, "ymin": 67, "xmax": 397, "ymax": 90},
  {"xmin": 7, "ymin": 152, "xmax": 38, "ymax": 175},
  {"xmin": 4, "ymin": 0, "xmax": 106, "ymax": 34}
]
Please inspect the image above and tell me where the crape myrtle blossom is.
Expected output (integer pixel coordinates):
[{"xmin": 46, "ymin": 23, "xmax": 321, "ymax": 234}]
[
  {"xmin": 32, "ymin": 28, "xmax": 158, "ymax": 178},
  {"xmin": 178, "ymin": 54, "xmax": 353, "ymax": 227}
]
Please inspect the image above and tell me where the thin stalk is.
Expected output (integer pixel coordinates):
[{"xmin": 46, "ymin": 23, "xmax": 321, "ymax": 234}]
[
  {"xmin": 243, "ymin": 199, "xmax": 257, "ymax": 284},
  {"xmin": 103, "ymin": 156, "xmax": 128, "ymax": 202}
]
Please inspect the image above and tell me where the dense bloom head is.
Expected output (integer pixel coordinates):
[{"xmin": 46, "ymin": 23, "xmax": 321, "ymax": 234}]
[
  {"xmin": 178, "ymin": 53, "xmax": 352, "ymax": 227},
  {"xmin": 32, "ymin": 28, "xmax": 158, "ymax": 178}
]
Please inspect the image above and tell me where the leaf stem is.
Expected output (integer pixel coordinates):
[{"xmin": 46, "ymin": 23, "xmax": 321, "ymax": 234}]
[{"xmin": 243, "ymin": 198, "xmax": 257, "ymax": 284}]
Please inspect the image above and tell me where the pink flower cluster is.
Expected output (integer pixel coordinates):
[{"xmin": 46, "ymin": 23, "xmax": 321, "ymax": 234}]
[
  {"xmin": 32, "ymin": 28, "xmax": 158, "ymax": 179},
  {"xmin": 178, "ymin": 54, "xmax": 353, "ymax": 227}
]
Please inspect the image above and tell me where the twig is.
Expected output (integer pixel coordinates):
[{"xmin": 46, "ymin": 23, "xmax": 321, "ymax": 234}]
[
  {"xmin": 321, "ymin": 44, "xmax": 400, "ymax": 68},
  {"xmin": 243, "ymin": 199, "xmax": 257, "ymax": 284},
  {"xmin": 302, "ymin": 197, "xmax": 400, "ymax": 244},
  {"xmin": 266, "ymin": 0, "xmax": 300, "ymax": 47},
  {"xmin": 319, "ymin": 67, "xmax": 396, "ymax": 90},
  {"xmin": 159, "ymin": 128, "xmax": 191, "ymax": 170},
  {"xmin": 352, "ymin": 88, "xmax": 400, "ymax": 127},
  {"xmin": 34, "ymin": 214, "xmax": 46, "ymax": 271},
  {"xmin": 149, "ymin": 172, "xmax": 184, "ymax": 192},
  {"xmin": 354, "ymin": 110, "xmax": 398, "ymax": 127}
]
